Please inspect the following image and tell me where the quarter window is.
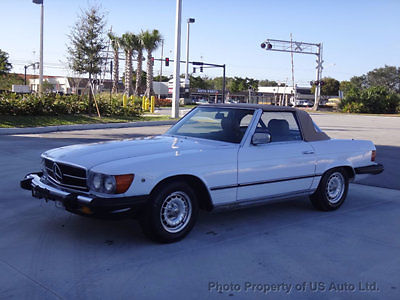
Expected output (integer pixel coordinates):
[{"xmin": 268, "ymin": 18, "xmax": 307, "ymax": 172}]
[{"xmin": 258, "ymin": 112, "xmax": 302, "ymax": 142}]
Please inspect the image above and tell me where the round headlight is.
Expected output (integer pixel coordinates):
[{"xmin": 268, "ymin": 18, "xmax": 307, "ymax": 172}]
[
  {"xmin": 93, "ymin": 173, "xmax": 102, "ymax": 191},
  {"xmin": 103, "ymin": 175, "xmax": 116, "ymax": 193}
]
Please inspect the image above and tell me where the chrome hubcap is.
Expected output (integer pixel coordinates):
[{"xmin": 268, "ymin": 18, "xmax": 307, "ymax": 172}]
[
  {"xmin": 326, "ymin": 172, "xmax": 345, "ymax": 204},
  {"xmin": 160, "ymin": 191, "xmax": 192, "ymax": 233}
]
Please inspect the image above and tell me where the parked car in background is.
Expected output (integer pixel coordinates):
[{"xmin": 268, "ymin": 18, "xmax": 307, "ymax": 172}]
[
  {"xmin": 21, "ymin": 104, "xmax": 383, "ymax": 243},
  {"xmin": 325, "ymin": 98, "xmax": 341, "ymax": 108},
  {"xmin": 290, "ymin": 98, "xmax": 313, "ymax": 107},
  {"xmin": 195, "ymin": 98, "xmax": 209, "ymax": 105}
]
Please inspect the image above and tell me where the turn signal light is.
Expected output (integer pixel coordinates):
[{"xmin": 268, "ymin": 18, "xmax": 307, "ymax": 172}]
[
  {"xmin": 115, "ymin": 174, "xmax": 134, "ymax": 194},
  {"xmin": 371, "ymin": 150, "xmax": 376, "ymax": 162}
]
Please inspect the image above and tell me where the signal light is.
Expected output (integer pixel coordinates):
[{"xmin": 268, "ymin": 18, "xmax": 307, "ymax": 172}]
[
  {"xmin": 165, "ymin": 57, "xmax": 169, "ymax": 66},
  {"xmin": 320, "ymin": 80, "xmax": 325, "ymax": 86},
  {"xmin": 310, "ymin": 81, "xmax": 314, "ymax": 86},
  {"xmin": 151, "ymin": 57, "xmax": 154, "ymax": 66},
  {"xmin": 261, "ymin": 43, "xmax": 266, "ymax": 49},
  {"xmin": 200, "ymin": 66, "xmax": 203, "ymax": 72},
  {"xmin": 193, "ymin": 67, "xmax": 196, "ymax": 73},
  {"xmin": 314, "ymin": 80, "xmax": 319, "ymax": 86},
  {"xmin": 267, "ymin": 43, "xmax": 272, "ymax": 49}
]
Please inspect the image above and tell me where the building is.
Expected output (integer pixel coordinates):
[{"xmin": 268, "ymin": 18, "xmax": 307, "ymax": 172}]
[{"xmin": 29, "ymin": 76, "xmax": 124, "ymax": 95}]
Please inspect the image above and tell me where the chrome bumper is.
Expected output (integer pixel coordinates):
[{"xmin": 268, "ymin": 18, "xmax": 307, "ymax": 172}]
[{"xmin": 21, "ymin": 173, "xmax": 92, "ymax": 204}]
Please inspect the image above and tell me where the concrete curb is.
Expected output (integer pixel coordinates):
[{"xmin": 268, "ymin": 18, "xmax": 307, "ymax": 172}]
[{"xmin": 0, "ymin": 120, "xmax": 177, "ymax": 135}]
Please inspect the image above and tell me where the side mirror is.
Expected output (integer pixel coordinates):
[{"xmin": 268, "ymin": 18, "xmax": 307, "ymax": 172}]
[{"xmin": 251, "ymin": 132, "xmax": 271, "ymax": 145}]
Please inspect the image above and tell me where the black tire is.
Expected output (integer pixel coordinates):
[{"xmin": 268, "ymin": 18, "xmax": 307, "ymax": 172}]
[
  {"xmin": 310, "ymin": 168, "xmax": 349, "ymax": 211},
  {"xmin": 140, "ymin": 181, "xmax": 199, "ymax": 243}
]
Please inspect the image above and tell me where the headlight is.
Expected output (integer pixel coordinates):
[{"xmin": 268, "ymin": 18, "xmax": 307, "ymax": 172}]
[
  {"xmin": 103, "ymin": 175, "xmax": 116, "ymax": 193},
  {"xmin": 88, "ymin": 172, "xmax": 134, "ymax": 194},
  {"xmin": 92, "ymin": 173, "xmax": 102, "ymax": 191}
]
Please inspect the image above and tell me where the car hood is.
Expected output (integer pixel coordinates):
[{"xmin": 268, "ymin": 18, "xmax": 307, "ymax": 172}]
[{"xmin": 43, "ymin": 135, "xmax": 232, "ymax": 169}]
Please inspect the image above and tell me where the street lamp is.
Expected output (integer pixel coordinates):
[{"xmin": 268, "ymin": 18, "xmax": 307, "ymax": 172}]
[
  {"xmin": 32, "ymin": 0, "xmax": 44, "ymax": 95},
  {"xmin": 172, "ymin": 0, "xmax": 182, "ymax": 118},
  {"xmin": 184, "ymin": 18, "xmax": 195, "ymax": 86}
]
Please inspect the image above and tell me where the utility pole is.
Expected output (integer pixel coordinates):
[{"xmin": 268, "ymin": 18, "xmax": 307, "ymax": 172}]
[
  {"xmin": 261, "ymin": 37, "xmax": 323, "ymax": 110},
  {"xmin": 184, "ymin": 18, "xmax": 195, "ymax": 85},
  {"xmin": 33, "ymin": 0, "xmax": 44, "ymax": 95},
  {"xmin": 222, "ymin": 64, "xmax": 226, "ymax": 103},
  {"xmin": 172, "ymin": 0, "xmax": 182, "ymax": 118},
  {"xmin": 290, "ymin": 34, "xmax": 296, "ymax": 106},
  {"xmin": 159, "ymin": 39, "xmax": 164, "ymax": 99}
]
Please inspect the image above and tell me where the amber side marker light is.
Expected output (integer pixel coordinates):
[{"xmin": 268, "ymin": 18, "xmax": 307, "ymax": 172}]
[
  {"xmin": 371, "ymin": 150, "xmax": 376, "ymax": 162},
  {"xmin": 115, "ymin": 174, "xmax": 134, "ymax": 194}
]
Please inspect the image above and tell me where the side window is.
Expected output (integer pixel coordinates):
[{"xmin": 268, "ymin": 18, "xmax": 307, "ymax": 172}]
[{"xmin": 259, "ymin": 112, "xmax": 302, "ymax": 142}]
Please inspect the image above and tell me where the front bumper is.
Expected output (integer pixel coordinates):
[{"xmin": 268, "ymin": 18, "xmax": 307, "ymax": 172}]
[
  {"xmin": 20, "ymin": 172, "xmax": 149, "ymax": 216},
  {"xmin": 354, "ymin": 163, "xmax": 384, "ymax": 175}
]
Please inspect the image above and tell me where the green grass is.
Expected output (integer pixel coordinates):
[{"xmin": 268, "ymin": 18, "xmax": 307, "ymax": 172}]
[{"xmin": 0, "ymin": 114, "xmax": 176, "ymax": 128}]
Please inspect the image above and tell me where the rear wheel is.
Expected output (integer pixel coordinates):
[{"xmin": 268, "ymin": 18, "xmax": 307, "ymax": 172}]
[
  {"xmin": 310, "ymin": 168, "xmax": 349, "ymax": 211},
  {"xmin": 140, "ymin": 181, "xmax": 198, "ymax": 243}
]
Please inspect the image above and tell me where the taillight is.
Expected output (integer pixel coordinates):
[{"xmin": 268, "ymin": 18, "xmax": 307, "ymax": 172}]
[{"xmin": 371, "ymin": 150, "xmax": 376, "ymax": 162}]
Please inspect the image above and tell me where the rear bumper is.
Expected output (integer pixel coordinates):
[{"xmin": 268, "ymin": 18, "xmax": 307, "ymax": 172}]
[
  {"xmin": 20, "ymin": 173, "xmax": 149, "ymax": 216},
  {"xmin": 354, "ymin": 163, "xmax": 384, "ymax": 175}
]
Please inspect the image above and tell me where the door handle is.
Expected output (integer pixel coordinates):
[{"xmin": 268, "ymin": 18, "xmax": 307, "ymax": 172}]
[{"xmin": 302, "ymin": 150, "xmax": 314, "ymax": 154}]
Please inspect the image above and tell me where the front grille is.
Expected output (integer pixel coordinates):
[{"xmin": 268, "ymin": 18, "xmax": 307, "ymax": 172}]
[{"xmin": 44, "ymin": 158, "xmax": 88, "ymax": 191}]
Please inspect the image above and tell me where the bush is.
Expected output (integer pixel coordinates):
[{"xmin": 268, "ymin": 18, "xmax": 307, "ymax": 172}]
[
  {"xmin": 0, "ymin": 93, "xmax": 142, "ymax": 117},
  {"xmin": 155, "ymin": 98, "xmax": 172, "ymax": 107},
  {"xmin": 340, "ymin": 86, "xmax": 400, "ymax": 114},
  {"xmin": 341, "ymin": 102, "xmax": 365, "ymax": 113}
]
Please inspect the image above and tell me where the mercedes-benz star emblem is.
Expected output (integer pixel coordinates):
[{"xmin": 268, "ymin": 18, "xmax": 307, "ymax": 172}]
[{"xmin": 53, "ymin": 163, "xmax": 63, "ymax": 182}]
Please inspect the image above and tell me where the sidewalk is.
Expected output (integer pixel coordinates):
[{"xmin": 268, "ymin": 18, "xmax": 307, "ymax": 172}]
[{"xmin": 0, "ymin": 119, "xmax": 177, "ymax": 135}]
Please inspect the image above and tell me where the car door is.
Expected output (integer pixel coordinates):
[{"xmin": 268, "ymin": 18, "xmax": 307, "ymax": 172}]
[{"xmin": 237, "ymin": 110, "xmax": 316, "ymax": 202}]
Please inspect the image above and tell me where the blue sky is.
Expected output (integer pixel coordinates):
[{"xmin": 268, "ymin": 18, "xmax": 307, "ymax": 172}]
[{"xmin": 1, "ymin": 0, "xmax": 399, "ymax": 86}]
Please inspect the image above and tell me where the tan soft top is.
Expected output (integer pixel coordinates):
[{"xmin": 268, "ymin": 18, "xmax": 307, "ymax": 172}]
[{"xmin": 203, "ymin": 103, "xmax": 330, "ymax": 142}]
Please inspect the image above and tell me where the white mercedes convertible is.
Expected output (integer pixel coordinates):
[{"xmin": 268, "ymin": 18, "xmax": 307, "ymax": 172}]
[{"xmin": 21, "ymin": 104, "xmax": 383, "ymax": 242}]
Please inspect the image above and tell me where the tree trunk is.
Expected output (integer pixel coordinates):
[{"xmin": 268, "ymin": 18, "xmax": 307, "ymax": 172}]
[
  {"xmin": 135, "ymin": 49, "xmax": 143, "ymax": 97},
  {"xmin": 145, "ymin": 51, "xmax": 154, "ymax": 99},
  {"xmin": 124, "ymin": 50, "xmax": 133, "ymax": 96},
  {"xmin": 112, "ymin": 49, "xmax": 119, "ymax": 93},
  {"xmin": 88, "ymin": 72, "xmax": 93, "ymax": 115}
]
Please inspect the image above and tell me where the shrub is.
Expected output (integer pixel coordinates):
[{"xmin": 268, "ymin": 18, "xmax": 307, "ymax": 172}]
[
  {"xmin": 340, "ymin": 86, "xmax": 400, "ymax": 114},
  {"xmin": 155, "ymin": 98, "xmax": 172, "ymax": 107},
  {"xmin": 0, "ymin": 93, "xmax": 141, "ymax": 117}
]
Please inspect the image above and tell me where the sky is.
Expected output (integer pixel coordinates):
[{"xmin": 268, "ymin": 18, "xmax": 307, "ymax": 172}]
[{"xmin": 1, "ymin": 0, "xmax": 400, "ymax": 86}]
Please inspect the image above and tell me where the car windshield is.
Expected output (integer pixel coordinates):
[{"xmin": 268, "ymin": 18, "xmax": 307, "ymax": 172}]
[{"xmin": 166, "ymin": 107, "xmax": 255, "ymax": 144}]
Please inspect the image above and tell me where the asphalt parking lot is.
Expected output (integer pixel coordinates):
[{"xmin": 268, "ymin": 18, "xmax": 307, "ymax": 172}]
[{"xmin": 0, "ymin": 113, "xmax": 399, "ymax": 299}]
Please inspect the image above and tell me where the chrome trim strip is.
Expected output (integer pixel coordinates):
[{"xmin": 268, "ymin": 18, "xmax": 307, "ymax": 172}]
[
  {"xmin": 213, "ymin": 189, "xmax": 315, "ymax": 210},
  {"xmin": 210, "ymin": 174, "xmax": 323, "ymax": 191},
  {"xmin": 62, "ymin": 173, "xmax": 86, "ymax": 180},
  {"xmin": 41, "ymin": 155, "xmax": 88, "ymax": 171},
  {"xmin": 47, "ymin": 176, "xmax": 88, "ymax": 191}
]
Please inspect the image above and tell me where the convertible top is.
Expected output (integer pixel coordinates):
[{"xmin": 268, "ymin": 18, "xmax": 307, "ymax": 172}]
[{"xmin": 202, "ymin": 103, "xmax": 330, "ymax": 142}]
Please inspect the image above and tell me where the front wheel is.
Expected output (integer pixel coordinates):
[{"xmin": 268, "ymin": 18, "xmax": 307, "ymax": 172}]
[
  {"xmin": 140, "ymin": 181, "xmax": 199, "ymax": 243},
  {"xmin": 310, "ymin": 168, "xmax": 349, "ymax": 211}
]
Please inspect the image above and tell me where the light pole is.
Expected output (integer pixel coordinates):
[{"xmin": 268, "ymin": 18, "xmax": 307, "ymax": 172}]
[
  {"xmin": 171, "ymin": 0, "xmax": 182, "ymax": 119},
  {"xmin": 33, "ymin": 0, "xmax": 44, "ymax": 95},
  {"xmin": 184, "ymin": 18, "xmax": 195, "ymax": 86}
]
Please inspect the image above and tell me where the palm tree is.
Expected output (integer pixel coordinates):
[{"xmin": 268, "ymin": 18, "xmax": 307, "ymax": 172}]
[
  {"xmin": 133, "ymin": 31, "xmax": 145, "ymax": 96},
  {"xmin": 107, "ymin": 32, "xmax": 120, "ymax": 94},
  {"xmin": 119, "ymin": 32, "xmax": 138, "ymax": 96},
  {"xmin": 142, "ymin": 29, "xmax": 162, "ymax": 99}
]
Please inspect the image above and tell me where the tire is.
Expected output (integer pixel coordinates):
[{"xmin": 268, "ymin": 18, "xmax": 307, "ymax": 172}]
[
  {"xmin": 310, "ymin": 168, "xmax": 349, "ymax": 211},
  {"xmin": 140, "ymin": 181, "xmax": 199, "ymax": 243}
]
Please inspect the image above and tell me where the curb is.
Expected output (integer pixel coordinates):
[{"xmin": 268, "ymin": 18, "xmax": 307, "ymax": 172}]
[{"xmin": 0, "ymin": 120, "xmax": 177, "ymax": 135}]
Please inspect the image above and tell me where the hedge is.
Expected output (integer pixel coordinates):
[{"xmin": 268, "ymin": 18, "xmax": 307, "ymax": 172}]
[
  {"xmin": 340, "ymin": 86, "xmax": 400, "ymax": 114},
  {"xmin": 0, "ymin": 93, "xmax": 142, "ymax": 117}
]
